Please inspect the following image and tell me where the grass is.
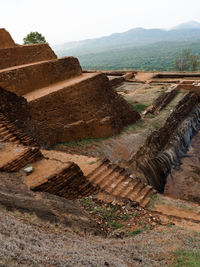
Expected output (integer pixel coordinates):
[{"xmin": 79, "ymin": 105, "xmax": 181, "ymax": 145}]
[
  {"xmin": 49, "ymin": 136, "xmax": 111, "ymax": 149},
  {"xmin": 146, "ymin": 194, "xmax": 159, "ymax": 209},
  {"xmin": 88, "ymin": 161, "xmax": 97, "ymax": 165},
  {"xmin": 80, "ymin": 198, "xmax": 92, "ymax": 206},
  {"xmin": 123, "ymin": 120, "xmax": 147, "ymax": 133},
  {"xmin": 133, "ymin": 103, "xmax": 149, "ymax": 113},
  {"xmin": 172, "ymin": 250, "xmax": 200, "ymax": 267},
  {"xmin": 108, "ymin": 221, "xmax": 124, "ymax": 230},
  {"xmin": 128, "ymin": 229, "xmax": 143, "ymax": 236}
]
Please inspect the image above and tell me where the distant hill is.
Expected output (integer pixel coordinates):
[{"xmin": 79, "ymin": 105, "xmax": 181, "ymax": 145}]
[
  {"xmin": 172, "ymin": 20, "xmax": 200, "ymax": 30},
  {"xmin": 53, "ymin": 21, "xmax": 200, "ymax": 71}
]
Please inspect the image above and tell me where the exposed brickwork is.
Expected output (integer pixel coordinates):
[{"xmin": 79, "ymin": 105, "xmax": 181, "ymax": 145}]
[
  {"xmin": 0, "ymin": 143, "xmax": 42, "ymax": 172},
  {"xmin": 30, "ymin": 160, "xmax": 98, "ymax": 200},
  {"xmin": 144, "ymin": 85, "xmax": 178, "ymax": 115},
  {"xmin": 0, "ymin": 28, "xmax": 15, "ymax": 49},
  {"xmin": 0, "ymin": 43, "xmax": 57, "ymax": 70},
  {"xmin": 0, "ymin": 87, "xmax": 39, "ymax": 144},
  {"xmin": 0, "ymin": 57, "xmax": 82, "ymax": 96},
  {"xmin": 28, "ymin": 73, "xmax": 140, "ymax": 146}
]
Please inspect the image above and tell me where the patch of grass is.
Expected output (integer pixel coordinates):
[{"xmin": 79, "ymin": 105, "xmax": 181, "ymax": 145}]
[
  {"xmin": 123, "ymin": 120, "xmax": 147, "ymax": 133},
  {"xmin": 173, "ymin": 250, "xmax": 200, "ymax": 267},
  {"xmin": 121, "ymin": 214, "xmax": 130, "ymax": 221},
  {"xmin": 133, "ymin": 103, "xmax": 149, "ymax": 113},
  {"xmin": 104, "ymin": 206, "xmax": 118, "ymax": 220},
  {"xmin": 146, "ymin": 194, "xmax": 158, "ymax": 209},
  {"xmin": 108, "ymin": 221, "xmax": 124, "ymax": 230},
  {"xmin": 88, "ymin": 161, "xmax": 97, "ymax": 165},
  {"xmin": 128, "ymin": 229, "xmax": 143, "ymax": 236},
  {"xmin": 80, "ymin": 198, "xmax": 92, "ymax": 206}
]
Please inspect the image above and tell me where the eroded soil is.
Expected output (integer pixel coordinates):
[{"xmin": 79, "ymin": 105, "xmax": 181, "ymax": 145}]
[{"xmin": 0, "ymin": 205, "xmax": 199, "ymax": 267}]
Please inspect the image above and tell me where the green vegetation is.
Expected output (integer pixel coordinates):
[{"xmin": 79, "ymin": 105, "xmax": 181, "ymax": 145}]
[
  {"xmin": 128, "ymin": 229, "xmax": 143, "ymax": 236},
  {"xmin": 23, "ymin": 31, "xmax": 47, "ymax": 45},
  {"xmin": 88, "ymin": 161, "xmax": 97, "ymax": 165},
  {"xmin": 174, "ymin": 49, "xmax": 199, "ymax": 71},
  {"xmin": 60, "ymin": 41, "xmax": 200, "ymax": 71},
  {"xmin": 108, "ymin": 221, "xmax": 123, "ymax": 230},
  {"xmin": 146, "ymin": 194, "xmax": 159, "ymax": 208},
  {"xmin": 133, "ymin": 103, "xmax": 149, "ymax": 113},
  {"xmin": 49, "ymin": 136, "xmax": 111, "ymax": 150},
  {"xmin": 172, "ymin": 250, "xmax": 200, "ymax": 267}
]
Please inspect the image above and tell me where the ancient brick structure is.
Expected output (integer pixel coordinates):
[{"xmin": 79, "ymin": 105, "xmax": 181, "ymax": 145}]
[
  {"xmin": 0, "ymin": 43, "xmax": 56, "ymax": 70},
  {"xmin": 0, "ymin": 29, "xmax": 140, "ymax": 146},
  {"xmin": 0, "ymin": 28, "xmax": 15, "ymax": 49}
]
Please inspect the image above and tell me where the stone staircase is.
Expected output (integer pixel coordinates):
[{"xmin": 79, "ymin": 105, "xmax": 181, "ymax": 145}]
[
  {"xmin": 83, "ymin": 159, "xmax": 156, "ymax": 207},
  {"xmin": 0, "ymin": 112, "xmax": 155, "ymax": 207},
  {"xmin": 42, "ymin": 151, "xmax": 156, "ymax": 208},
  {"xmin": 0, "ymin": 113, "xmax": 38, "ymax": 147},
  {"xmin": 0, "ymin": 142, "xmax": 42, "ymax": 172}
]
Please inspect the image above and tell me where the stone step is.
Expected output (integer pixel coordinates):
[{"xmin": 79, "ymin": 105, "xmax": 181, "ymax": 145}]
[
  {"xmin": 24, "ymin": 72, "xmax": 99, "ymax": 102},
  {"xmin": 0, "ymin": 57, "xmax": 82, "ymax": 96},
  {"xmin": 127, "ymin": 182, "xmax": 145, "ymax": 201},
  {"xmin": 0, "ymin": 113, "xmax": 38, "ymax": 147},
  {"xmin": 119, "ymin": 179, "xmax": 140, "ymax": 198},
  {"xmin": 135, "ymin": 185, "xmax": 152, "ymax": 203},
  {"xmin": 0, "ymin": 143, "xmax": 42, "ymax": 172},
  {"xmin": 0, "ymin": 43, "xmax": 57, "ymax": 70},
  {"xmin": 140, "ymin": 189, "xmax": 157, "ymax": 208},
  {"xmin": 26, "ymin": 159, "xmax": 97, "ymax": 200}
]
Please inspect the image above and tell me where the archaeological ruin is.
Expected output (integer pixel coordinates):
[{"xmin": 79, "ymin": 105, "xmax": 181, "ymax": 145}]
[{"xmin": 0, "ymin": 28, "xmax": 200, "ymax": 236}]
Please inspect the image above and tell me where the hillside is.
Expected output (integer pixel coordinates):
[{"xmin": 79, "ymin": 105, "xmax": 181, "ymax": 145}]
[
  {"xmin": 55, "ymin": 41, "xmax": 200, "ymax": 71},
  {"xmin": 54, "ymin": 21, "xmax": 200, "ymax": 71}
]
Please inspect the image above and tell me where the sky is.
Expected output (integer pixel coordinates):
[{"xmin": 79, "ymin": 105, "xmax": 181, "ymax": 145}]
[{"xmin": 1, "ymin": 0, "xmax": 200, "ymax": 45}]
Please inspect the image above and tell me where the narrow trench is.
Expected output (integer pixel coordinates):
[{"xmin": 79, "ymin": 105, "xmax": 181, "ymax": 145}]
[
  {"xmin": 165, "ymin": 126, "xmax": 200, "ymax": 203},
  {"xmin": 138, "ymin": 104, "xmax": 200, "ymax": 202}
]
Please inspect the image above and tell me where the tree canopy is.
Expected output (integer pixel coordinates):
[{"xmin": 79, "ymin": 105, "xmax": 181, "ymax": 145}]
[
  {"xmin": 174, "ymin": 49, "xmax": 199, "ymax": 71},
  {"xmin": 23, "ymin": 32, "xmax": 47, "ymax": 45}
]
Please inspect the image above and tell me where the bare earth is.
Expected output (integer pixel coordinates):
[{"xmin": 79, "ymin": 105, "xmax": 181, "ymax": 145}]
[{"xmin": 0, "ymin": 206, "xmax": 199, "ymax": 267}]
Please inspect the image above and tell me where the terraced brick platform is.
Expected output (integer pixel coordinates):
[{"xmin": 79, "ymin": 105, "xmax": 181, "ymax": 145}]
[
  {"xmin": 0, "ymin": 29, "xmax": 140, "ymax": 147},
  {"xmin": 0, "ymin": 142, "xmax": 42, "ymax": 172},
  {"xmin": 0, "ymin": 113, "xmax": 38, "ymax": 146},
  {"xmin": 43, "ymin": 150, "xmax": 156, "ymax": 207}
]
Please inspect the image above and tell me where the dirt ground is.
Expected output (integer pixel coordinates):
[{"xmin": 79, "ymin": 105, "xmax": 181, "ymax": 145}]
[{"xmin": 0, "ymin": 205, "xmax": 199, "ymax": 267}]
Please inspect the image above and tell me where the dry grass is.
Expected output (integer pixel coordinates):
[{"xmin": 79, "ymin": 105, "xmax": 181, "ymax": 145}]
[{"xmin": 0, "ymin": 205, "xmax": 199, "ymax": 266}]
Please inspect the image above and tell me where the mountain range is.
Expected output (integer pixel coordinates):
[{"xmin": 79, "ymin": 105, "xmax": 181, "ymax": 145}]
[{"xmin": 53, "ymin": 21, "xmax": 200, "ymax": 71}]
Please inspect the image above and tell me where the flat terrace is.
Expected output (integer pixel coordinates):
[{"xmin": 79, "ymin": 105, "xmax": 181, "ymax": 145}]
[{"xmin": 24, "ymin": 73, "xmax": 98, "ymax": 102}]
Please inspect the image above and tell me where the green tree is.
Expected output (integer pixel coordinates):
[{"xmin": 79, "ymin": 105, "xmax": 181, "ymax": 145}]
[
  {"xmin": 174, "ymin": 49, "xmax": 191, "ymax": 71},
  {"xmin": 23, "ymin": 31, "xmax": 47, "ymax": 45},
  {"xmin": 174, "ymin": 49, "xmax": 199, "ymax": 71},
  {"xmin": 190, "ymin": 54, "xmax": 199, "ymax": 71}
]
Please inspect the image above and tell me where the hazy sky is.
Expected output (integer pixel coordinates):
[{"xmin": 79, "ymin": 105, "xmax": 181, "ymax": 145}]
[{"xmin": 1, "ymin": 0, "xmax": 200, "ymax": 45}]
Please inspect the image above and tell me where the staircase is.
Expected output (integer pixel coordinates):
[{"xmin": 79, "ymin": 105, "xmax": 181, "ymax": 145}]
[
  {"xmin": 0, "ymin": 113, "xmax": 38, "ymax": 147},
  {"xmin": 84, "ymin": 159, "xmax": 156, "ymax": 207},
  {"xmin": 0, "ymin": 142, "xmax": 42, "ymax": 172}
]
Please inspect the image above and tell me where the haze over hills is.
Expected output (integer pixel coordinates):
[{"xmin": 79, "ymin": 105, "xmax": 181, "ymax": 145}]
[{"xmin": 54, "ymin": 21, "xmax": 200, "ymax": 71}]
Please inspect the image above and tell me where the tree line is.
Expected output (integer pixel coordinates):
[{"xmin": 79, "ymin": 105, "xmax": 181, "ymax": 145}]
[{"xmin": 174, "ymin": 49, "xmax": 199, "ymax": 71}]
